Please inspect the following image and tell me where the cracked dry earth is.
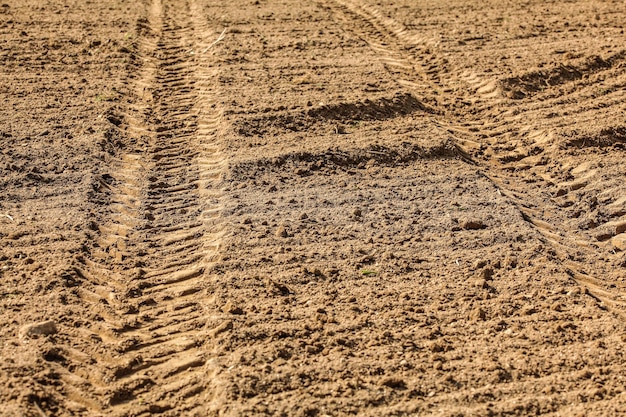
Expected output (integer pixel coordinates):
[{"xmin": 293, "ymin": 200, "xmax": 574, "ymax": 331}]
[{"xmin": 1, "ymin": 0, "xmax": 625, "ymax": 416}]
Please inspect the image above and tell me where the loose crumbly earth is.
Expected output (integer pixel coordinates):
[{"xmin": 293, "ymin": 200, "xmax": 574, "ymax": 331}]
[{"xmin": 1, "ymin": 0, "xmax": 625, "ymax": 415}]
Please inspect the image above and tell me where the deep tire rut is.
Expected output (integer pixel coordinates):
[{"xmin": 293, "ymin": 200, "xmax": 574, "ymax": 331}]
[{"xmin": 56, "ymin": 0, "xmax": 227, "ymax": 414}]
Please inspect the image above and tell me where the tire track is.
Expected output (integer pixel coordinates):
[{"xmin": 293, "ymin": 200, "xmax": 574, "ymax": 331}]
[
  {"xmin": 321, "ymin": 0, "xmax": 444, "ymax": 107},
  {"xmin": 322, "ymin": 0, "xmax": 626, "ymax": 317},
  {"xmin": 52, "ymin": 0, "xmax": 228, "ymax": 414}
]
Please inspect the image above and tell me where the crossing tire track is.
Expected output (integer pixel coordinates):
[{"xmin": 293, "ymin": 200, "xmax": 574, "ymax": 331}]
[{"xmin": 323, "ymin": 0, "xmax": 626, "ymax": 319}]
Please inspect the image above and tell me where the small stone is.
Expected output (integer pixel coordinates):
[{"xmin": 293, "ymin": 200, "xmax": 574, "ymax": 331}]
[
  {"xmin": 353, "ymin": 208, "xmax": 362, "ymax": 217},
  {"xmin": 275, "ymin": 224, "xmax": 289, "ymax": 238},
  {"xmin": 300, "ymin": 212, "xmax": 308, "ymax": 220},
  {"xmin": 567, "ymin": 287, "xmax": 582, "ymax": 297},
  {"xmin": 20, "ymin": 320, "xmax": 57, "ymax": 338}
]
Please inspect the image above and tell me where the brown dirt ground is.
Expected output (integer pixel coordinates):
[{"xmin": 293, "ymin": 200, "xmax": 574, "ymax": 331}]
[{"xmin": 1, "ymin": 0, "xmax": 625, "ymax": 415}]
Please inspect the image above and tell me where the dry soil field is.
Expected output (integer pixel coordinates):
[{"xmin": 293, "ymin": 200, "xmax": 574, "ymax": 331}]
[{"xmin": 1, "ymin": 0, "xmax": 626, "ymax": 415}]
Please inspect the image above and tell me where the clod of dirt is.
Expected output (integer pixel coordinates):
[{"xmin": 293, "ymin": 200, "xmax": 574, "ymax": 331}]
[
  {"xmin": 305, "ymin": 345, "xmax": 321, "ymax": 354},
  {"xmin": 479, "ymin": 267, "xmax": 494, "ymax": 281},
  {"xmin": 504, "ymin": 255, "xmax": 518, "ymax": 269},
  {"xmin": 222, "ymin": 301, "xmax": 244, "ymax": 315},
  {"xmin": 265, "ymin": 277, "xmax": 293, "ymax": 296},
  {"xmin": 611, "ymin": 234, "xmax": 626, "ymax": 251},
  {"xmin": 470, "ymin": 307, "xmax": 487, "ymax": 321},
  {"xmin": 20, "ymin": 320, "xmax": 58, "ymax": 338},
  {"xmin": 380, "ymin": 377, "xmax": 406, "ymax": 389},
  {"xmin": 334, "ymin": 124, "xmax": 347, "ymax": 134},
  {"xmin": 567, "ymin": 287, "xmax": 582, "ymax": 297},
  {"xmin": 429, "ymin": 341, "xmax": 447, "ymax": 353},
  {"xmin": 209, "ymin": 320, "xmax": 233, "ymax": 338},
  {"xmin": 473, "ymin": 260, "xmax": 488, "ymax": 269},
  {"xmin": 382, "ymin": 251, "xmax": 395, "ymax": 260},
  {"xmin": 312, "ymin": 268, "xmax": 325, "ymax": 277},
  {"xmin": 294, "ymin": 168, "xmax": 308, "ymax": 177},
  {"xmin": 275, "ymin": 223, "xmax": 290, "ymax": 238},
  {"xmin": 473, "ymin": 278, "xmax": 489, "ymax": 289},
  {"xmin": 461, "ymin": 219, "xmax": 487, "ymax": 230},
  {"xmin": 7, "ymin": 231, "xmax": 27, "ymax": 240},
  {"xmin": 551, "ymin": 302, "xmax": 563, "ymax": 312}
]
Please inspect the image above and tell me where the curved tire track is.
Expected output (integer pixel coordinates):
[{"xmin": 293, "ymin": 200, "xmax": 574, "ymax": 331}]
[{"xmin": 322, "ymin": 0, "xmax": 626, "ymax": 318}]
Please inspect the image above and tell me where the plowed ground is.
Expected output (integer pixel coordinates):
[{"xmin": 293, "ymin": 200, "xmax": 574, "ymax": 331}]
[{"xmin": 1, "ymin": 0, "xmax": 625, "ymax": 416}]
